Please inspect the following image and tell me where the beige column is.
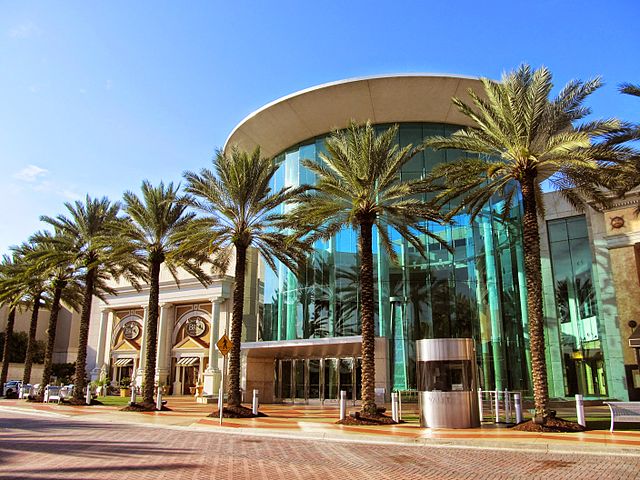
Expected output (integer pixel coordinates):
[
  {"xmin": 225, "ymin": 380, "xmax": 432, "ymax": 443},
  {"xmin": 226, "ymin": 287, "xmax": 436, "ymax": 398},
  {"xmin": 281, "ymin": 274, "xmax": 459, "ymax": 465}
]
[
  {"xmin": 203, "ymin": 297, "xmax": 224, "ymax": 396},
  {"xmin": 136, "ymin": 305, "xmax": 149, "ymax": 386},
  {"xmin": 156, "ymin": 302, "xmax": 174, "ymax": 385},
  {"xmin": 92, "ymin": 307, "xmax": 112, "ymax": 380}
]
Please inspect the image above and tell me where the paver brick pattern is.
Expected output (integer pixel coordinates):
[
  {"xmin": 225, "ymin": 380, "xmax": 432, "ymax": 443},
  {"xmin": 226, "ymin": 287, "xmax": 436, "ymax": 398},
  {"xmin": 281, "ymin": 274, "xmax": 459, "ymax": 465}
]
[{"xmin": 0, "ymin": 412, "xmax": 638, "ymax": 480}]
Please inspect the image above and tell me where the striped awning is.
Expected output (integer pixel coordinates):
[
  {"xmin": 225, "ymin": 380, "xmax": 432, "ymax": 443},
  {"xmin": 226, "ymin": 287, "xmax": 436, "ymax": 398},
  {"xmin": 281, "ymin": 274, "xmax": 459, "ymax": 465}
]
[
  {"xmin": 114, "ymin": 358, "xmax": 133, "ymax": 367},
  {"xmin": 176, "ymin": 357, "xmax": 199, "ymax": 367}
]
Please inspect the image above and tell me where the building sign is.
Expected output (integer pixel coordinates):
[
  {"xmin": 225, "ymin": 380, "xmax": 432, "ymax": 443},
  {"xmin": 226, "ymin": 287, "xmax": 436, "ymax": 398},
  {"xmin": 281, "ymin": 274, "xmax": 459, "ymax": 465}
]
[
  {"xmin": 123, "ymin": 321, "xmax": 140, "ymax": 340},
  {"xmin": 186, "ymin": 316, "xmax": 206, "ymax": 338}
]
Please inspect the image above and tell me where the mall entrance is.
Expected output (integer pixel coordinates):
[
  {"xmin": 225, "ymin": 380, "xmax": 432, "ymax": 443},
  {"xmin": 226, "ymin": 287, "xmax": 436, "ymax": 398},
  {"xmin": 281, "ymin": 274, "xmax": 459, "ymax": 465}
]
[{"xmin": 274, "ymin": 357, "xmax": 362, "ymax": 404}]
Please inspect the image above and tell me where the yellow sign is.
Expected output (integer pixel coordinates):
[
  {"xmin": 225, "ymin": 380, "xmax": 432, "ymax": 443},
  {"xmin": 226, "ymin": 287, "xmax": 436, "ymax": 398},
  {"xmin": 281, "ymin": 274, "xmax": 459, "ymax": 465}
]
[{"xmin": 217, "ymin": 334, "xmax": 233, "ymax": 356}]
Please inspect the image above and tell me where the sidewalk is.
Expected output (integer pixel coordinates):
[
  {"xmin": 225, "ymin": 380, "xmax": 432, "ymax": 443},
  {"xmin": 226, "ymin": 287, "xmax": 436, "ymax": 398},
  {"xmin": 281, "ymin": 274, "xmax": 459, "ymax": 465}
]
[{"xmin": 2, "ymin": 397, "xmax": 639, "ymax": 456}]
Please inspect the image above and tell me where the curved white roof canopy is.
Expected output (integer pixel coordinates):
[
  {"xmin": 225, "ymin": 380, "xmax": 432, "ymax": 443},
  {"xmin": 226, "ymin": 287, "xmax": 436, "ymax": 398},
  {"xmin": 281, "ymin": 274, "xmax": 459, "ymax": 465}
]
[{"xmin": 224, "ymin": 74, "xmax": 485, "ymax": 158}]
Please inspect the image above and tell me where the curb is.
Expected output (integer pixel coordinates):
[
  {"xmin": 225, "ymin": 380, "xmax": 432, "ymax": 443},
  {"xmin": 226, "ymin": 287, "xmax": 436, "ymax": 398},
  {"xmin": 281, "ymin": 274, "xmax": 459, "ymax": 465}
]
[{"xmin": 2, "ymin": 404, "xmax": 639, "ymax": 457}]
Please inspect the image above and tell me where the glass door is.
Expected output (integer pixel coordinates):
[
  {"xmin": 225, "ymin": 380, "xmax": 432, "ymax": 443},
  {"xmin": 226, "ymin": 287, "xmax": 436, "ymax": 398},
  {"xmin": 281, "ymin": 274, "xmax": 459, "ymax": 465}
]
[
  {"xmin": 281, "ymin": 360, "xmax": 293, "ymax": 402},
  {"xmin": 339, "ymin": 358, "xmax": 354, "ymax": 401},
  {"xmin": 308, "ymin": 359, "xmax": 321, "ymax": 402},
  {"xmin": 323, "ymin": 358, "xmax": 338, "ymax": 403},
  {"xmin": 294, "ymin": 359, "xmax": 307, "ymax": 403}
]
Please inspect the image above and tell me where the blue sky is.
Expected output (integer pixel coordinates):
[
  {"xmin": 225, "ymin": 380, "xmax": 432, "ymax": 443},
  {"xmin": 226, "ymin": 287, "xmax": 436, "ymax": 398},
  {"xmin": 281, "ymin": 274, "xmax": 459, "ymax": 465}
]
[{"xmin": 1, "ymin": 1, "xmax": 638, "ymax": 254}]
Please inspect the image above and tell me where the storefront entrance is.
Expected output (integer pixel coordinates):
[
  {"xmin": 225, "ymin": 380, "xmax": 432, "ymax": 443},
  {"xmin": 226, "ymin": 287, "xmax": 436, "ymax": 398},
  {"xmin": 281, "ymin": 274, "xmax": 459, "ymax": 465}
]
[{"xmin": 275, "ymin": 357, "xmax": 361, "ymax": 404}]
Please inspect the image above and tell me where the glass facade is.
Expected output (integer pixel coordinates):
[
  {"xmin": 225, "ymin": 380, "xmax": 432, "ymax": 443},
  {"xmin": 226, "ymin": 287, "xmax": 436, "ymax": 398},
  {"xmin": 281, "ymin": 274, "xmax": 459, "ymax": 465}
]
[
  {"xmin": 547, "ymin": 215, "xmax": 607, "ymax": 396},
  {"xmin": 258, "ymin": 123, "xmax": 532, "ymax": 394}
]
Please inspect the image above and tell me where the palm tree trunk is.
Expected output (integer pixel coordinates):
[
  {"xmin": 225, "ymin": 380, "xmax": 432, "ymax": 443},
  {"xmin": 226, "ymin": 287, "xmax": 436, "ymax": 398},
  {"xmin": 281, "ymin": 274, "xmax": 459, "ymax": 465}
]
[
  {"xmin": 40, "ymin": 281, "xmax": 65, "ymax": 395},
  {"xmin": 1, "ymin": 308, "xmax": 16, "ymax": 393},
  {"xmin": 228, "ymin": 245, "xmax": 247, "ymax": 407},
  {"xmin": 73, "ymin": 268, "xmax": 96, "ymax": 402},
  {"xmin": 143, "ymin": 257, "xmax": 162, "ymax": 406},
  {"xmin": 22, "ymin": 292, "xmax": 42, "ymax": 384},
  {"xmin": 358, "ymin": 221, "xmax": 377, "ymax": 415},
  {"xmin": 520, "ymin": 175, "xmax": 549, "ymax": 421}
]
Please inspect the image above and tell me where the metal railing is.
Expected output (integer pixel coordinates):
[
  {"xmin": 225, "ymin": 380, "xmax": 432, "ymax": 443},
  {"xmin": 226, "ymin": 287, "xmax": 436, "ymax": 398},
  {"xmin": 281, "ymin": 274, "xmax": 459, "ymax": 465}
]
[{"xmin": 478, "ymin": 389, "xmax": 523, "ymax": 424}]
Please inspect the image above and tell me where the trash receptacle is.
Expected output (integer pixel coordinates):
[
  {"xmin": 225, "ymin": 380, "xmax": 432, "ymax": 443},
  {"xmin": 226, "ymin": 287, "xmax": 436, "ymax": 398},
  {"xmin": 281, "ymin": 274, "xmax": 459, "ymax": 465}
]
[{"xmin": 416, "ymin": 338, "xmax": 480, "ymax": 428}]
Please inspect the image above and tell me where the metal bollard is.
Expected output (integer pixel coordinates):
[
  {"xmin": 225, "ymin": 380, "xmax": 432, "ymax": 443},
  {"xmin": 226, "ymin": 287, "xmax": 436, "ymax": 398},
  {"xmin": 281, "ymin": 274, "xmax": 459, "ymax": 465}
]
[
  {"xmin": 478, "ymin": 388, "xmax": 484, "ymax": 422},
  {"xmin": 130, "ymin": 385, "xmax": 136, "ymax": 404},
  {"xmin": 252, "ymin": 389, "xmax": 259, "ymax": 416},
  {"xmin": 85, "ymin": 386, "xmax": 92, "ymax": 405},
  {"xmin": 494, "ymin": 391, "xmax": 500, "ymax": 423},
  {"xmin": 514, "ymin": 393, "xmax": 523, "ymax": 424},
  {"xmin": 339, "ymin": 390, "xmax": 347, "ymax": 420},
  {"xmin": 391, "ymin": 392, "xmax": 399, "ymax": 423},
  {"xmin": 575, "ymin": 394, "xmax": 586, "ymax": 427},
  {"xmin": 398, "ymin": 391, "xmax": 402, "ymax": 421},
  {"xmin": 156, "ymin": 389, "xmax": 163, "ymax": 411}
]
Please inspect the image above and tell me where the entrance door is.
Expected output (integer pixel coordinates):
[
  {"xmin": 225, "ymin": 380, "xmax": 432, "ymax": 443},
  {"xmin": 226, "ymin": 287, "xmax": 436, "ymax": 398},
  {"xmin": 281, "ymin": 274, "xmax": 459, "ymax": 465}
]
[
  {"xmin": 294, "ymin": 359, "xmax": 306, "ymax": 403},
  {"xmin": 280, "ymin": 360, "xmax": 293, "ymax": 402},
  {"xmin": 339, "ymin": 358, "xmax": 354, "ymax": 401},
  {"xmin": 182, "ymin": 366, "xmax": 196, "ymax": 395},
  {"xmin": 323, "ymin": 358, "xmax": 338, "ymax": 402},
  {"xmin": 308, "ymin": 359, "xmax": 321, "ymax": 402}
]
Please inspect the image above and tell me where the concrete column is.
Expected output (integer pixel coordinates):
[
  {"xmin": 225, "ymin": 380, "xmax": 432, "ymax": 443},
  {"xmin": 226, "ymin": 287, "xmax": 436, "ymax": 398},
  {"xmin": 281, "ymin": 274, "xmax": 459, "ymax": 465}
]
[
  {"xmin": 91, "ymin": 308, "xmax": 112, "ymax": 380},
  {"xmin": 203, "ymin": 298, "xmax": 223, "ymax": 396},
  {"xmin": 136, "ymin": 305, "xmax": 149, "ymax": 386},
  {"xmin": 156, "ymin": 302, "xmax": 174, "ymax": 386}
]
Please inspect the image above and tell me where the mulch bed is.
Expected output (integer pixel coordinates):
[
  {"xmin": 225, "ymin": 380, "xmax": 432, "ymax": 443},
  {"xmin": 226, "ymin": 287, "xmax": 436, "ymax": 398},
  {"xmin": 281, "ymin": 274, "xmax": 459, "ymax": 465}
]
[
  {"xmin": 208, "ymin": 404, "xmax": 267, "ymax": 418},
  {"xmin": 336, "ymin": 412, "xmax": 398, "ymax": 425},
  {"xmin": 511, "ymin": 416, "xmax": 585, "ymax": 432},
  {"xmin": 120, "ymin": 402, "xmax": 172, "ymax": 412}
]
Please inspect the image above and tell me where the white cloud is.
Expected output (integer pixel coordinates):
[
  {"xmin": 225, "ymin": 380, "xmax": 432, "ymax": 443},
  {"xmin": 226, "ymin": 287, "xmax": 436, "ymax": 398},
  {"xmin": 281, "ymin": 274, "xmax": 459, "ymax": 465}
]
[
  {"xmin": 8, "ymin": 21, "xmax": 42, "ymax": 39},
  {"xmin": 13, "ymin": 164, "xmax": 48, "ymax": 182}
]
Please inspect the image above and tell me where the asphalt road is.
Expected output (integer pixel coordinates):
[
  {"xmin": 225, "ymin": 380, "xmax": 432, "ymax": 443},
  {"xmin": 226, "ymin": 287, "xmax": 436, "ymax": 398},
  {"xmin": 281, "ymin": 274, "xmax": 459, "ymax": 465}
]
[{"xmin": 0, "ymin": 411, "xmax": 638, "ymax": 479}]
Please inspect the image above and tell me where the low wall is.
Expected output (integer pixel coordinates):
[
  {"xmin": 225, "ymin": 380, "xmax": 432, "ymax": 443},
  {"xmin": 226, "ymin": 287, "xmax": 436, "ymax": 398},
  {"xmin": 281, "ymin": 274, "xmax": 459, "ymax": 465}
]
[{"xmin": 0, "ymin": 363, "xmax": 45, "ymax": 383}]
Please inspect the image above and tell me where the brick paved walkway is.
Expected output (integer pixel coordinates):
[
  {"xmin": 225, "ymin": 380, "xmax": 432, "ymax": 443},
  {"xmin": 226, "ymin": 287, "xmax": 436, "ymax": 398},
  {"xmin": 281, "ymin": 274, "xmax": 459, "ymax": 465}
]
[{"xmin": 1, "ymin": 411, "xmax": 639, "ymax": 479}]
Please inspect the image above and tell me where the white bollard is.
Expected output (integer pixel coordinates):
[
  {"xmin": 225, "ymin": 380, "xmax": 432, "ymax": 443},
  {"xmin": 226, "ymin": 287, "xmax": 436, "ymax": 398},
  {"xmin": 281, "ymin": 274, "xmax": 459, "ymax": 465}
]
[
  {"xmin": 478, "ymin": 388, "xmax": 484, "ymax": 422},
  {"xmin": 575, "ymin": 394, "xmax": 586, "ymax": 427},
  {"xmin": 85, "ymin": 385, "xmax": 92, "ymax": 405},
  {"xmin": 339, "ymin": 390, "xmax": 347, "ymax": 420},
  {"xmin": 514, "ymin": 393, "xmax": 523, "ymax": 424},
  {"xmin": 130, "ymin": 385, "xmax": 136, "ymax": 404},
  {"xmin": 398, "ymin": 391, "xmax": 402, "ymax": 421},
  {"xmin": 494, "ymin": 390, "xmax": 500, "ymax": 423},
  {"xmin": 156, "ymin": 389, "xmax": 163, "ymax": 411},
  {"xmin": 252, "ymin": 389, "xmax": 259, "ymax": 416},
  {"xmin": 391, "ymin": 392, "xmax": 399, "ymax": 423}
]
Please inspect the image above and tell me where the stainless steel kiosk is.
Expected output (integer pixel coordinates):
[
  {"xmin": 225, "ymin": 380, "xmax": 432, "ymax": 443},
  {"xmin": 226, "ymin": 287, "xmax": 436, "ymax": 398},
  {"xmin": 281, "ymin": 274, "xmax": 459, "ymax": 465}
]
[{"xmin": 416, "ymin": 338, "xmax": 480, "ymax": 428}]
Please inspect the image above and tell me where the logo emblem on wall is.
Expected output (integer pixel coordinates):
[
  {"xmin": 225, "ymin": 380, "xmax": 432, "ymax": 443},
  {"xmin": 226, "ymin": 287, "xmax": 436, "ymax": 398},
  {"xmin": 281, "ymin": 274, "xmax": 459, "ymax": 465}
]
[
  {"xmin": 123, "ymin": 321, "xmax": 140, "ymax": 340},
  {"xmin": 186, "ymin": 317, "xmax": 206, "ymax": 337}
]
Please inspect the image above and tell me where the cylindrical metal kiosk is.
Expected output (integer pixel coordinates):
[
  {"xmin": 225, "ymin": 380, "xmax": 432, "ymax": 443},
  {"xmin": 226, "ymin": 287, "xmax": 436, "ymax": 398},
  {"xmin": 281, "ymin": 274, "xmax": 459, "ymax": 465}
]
[{"xmin": 416, "ymin": 338, "xmax": 480, "ymax": 428}]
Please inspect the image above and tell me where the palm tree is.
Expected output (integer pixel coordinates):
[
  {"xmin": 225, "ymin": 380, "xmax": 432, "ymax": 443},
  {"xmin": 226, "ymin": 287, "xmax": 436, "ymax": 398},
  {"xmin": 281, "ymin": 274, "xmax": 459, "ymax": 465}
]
[
  {"xmin": 10, "ymin": 241, "xmax": 49, "ymax": 385},
  {"xmin": 41, "ymin": 196, "xmax": 141, "ymax": 403},
  {"xmin": 120, "ymin": 180, "xmax": 211, "ymax": 408},
  {"xmin": 0, "ymin": 255, "xmax": 19, "ymax": 394},
  {"xmin": 288, "ymin": 121, "xmax": 451, "ymax": 416},
  {"xmin": 604, "ymin": 83, "xmax": 640, "ymax": 196},
  {"xmin": 26, "ymin": 230, "xmax": 83, "ymax": 395},
  {"xmin": 183, "ymin": 146, "xmax": 309, "ymax": 411},
  {"xmin": 423, "ymin": 64, "xmax": 626, "ymax": 423}
]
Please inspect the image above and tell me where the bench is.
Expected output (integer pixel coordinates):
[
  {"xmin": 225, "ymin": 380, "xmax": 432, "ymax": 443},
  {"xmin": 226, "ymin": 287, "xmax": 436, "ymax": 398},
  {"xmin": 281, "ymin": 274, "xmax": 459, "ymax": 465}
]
[
  {"xmin": 44, "ymin": 385, "xmax": 62, "ymax": 404},
  {"xmin": 605, "ymin": 402, "xmax": 640, "ymax": 432}
]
